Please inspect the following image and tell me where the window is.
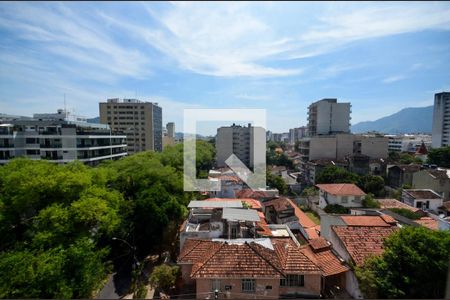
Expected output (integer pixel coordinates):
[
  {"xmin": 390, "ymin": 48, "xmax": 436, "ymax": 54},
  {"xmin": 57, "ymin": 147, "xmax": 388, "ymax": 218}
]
[
  {"xmin": 225, "ymin": 285, "xmax": 232, "ymax": 291},
  {"xmin": 266, "ymin": 285, "xmax": 272, "ymax": 290},
  {"xmin": 241, "ymin": 279, "xmax": 255, "ymax": 292},
  {"xmin": 212, "ymin": 280, "xmax": 220, "ymax": 291},
  {"xmin": 341, "ymin": 196, "xmax": 348, "ymax": 203},
  {"xmin": 280, "ymin": 275, "xmax": 304, "ymax": 287},
  {"xmin": 26, "ymin": 138, "xmax": 36, "ymax": 144},
  {"xmin": 354, "ymin": 196, "xmax": 361, "ymax": 203}
]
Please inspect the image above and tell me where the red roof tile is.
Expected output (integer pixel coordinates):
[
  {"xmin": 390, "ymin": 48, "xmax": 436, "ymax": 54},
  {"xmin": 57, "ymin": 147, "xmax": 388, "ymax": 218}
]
[
  {"xmin": 178, "ymin": 239, "xmax": 219, "ymax": 264},
  {"xmin": 274, "ymin": 243, "xmax": 321, "ymax": 274},
  {"xmin": 302, "ymin": 246, "xmax": 349, "ymax": 277},
  {"xmin": 415, "ymin": 217, "xmax": 439, "ymax": 230},
  {"xmin": 235, "ymin": 189, "xmax": 277, "ymax": 200},
  {"xmin": 378, "ymin": 198, "xmax": 420, "ymax": 212},
  {"xmin": 191, "ymin": 242, "xmax": 284, "ymax": 278},
  {"xmin": 332, "ymin": 226, "xmax": 398, "ymax": 266},
  {"xmin": 315, "ymin": 183, "xmax": 366, "ymax": 196},
  {"xmin": 341, "ymin": 216, "xmax": 393, "ymax": 227},
  {"xmin": 308, "ymin": 237, "xmax": 330, "ymax": 251}
]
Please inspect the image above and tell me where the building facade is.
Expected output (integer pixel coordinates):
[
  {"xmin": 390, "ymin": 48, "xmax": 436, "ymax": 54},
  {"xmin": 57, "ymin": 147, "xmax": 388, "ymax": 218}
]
[
  {"xmin": 387, "ymin": 134, "xmax": 432, "ymax": 153},
  {"xmin": 0, "ymin": 110, "xmax": 127, "ymax": 165},
  {"xmin": 308, "ymin": 99, "xmax": 351, "ymax": 137},
  {"xmin": 432, "ymin": 92, "xmax": 450, "ymax": 148},
  {"xmin": 216, "ymin": 123, "xmax": 265, "ymax": 169},
  {"xmin": 99, "ymin": 98, "xmax": 162, "ymax": 154}
]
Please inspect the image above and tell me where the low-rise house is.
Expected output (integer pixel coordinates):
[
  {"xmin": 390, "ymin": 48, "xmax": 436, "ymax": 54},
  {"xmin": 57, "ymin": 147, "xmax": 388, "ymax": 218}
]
[
  {"xmin": 377, "ymin": 198, "xmax": 421, "ymax": 212},
  {"xmin": 412, "ymin": 168, "xmax": 450, "ymax": 201},
  {"xmin": 235, "ymin": 188, "xmax": 279, "ymax": 201},
  {"xmin": 180, "ymin": 200, "xmax": 269, "ymax": 248},
  {"xmin": 208, "ymin": 174, "xmax": 244, "ymax": 198},
  {"xmin": 316, "ymin": 184, "xmax": 366, "ymax": 209},
  {"xmin": 321, "ymin": 215, "xmax": 398, "ymax": 299},
  {"xmin": 402, "ymin": 189, "xmax": 444, "ymax": 213},
  {"xmin": 347, "ymin": 154, "xmax": 370, "ymax": 176},
  {"xmin": 263, "ymin": 197, "xmax": 320, "ymax": 241},
  {"xmin": 178, "ymin": 237, "xmax": 323, "ymax": 299},
  {"xmin": 386, "ymin": 164, "xmax": 421, "ymax": 188}
]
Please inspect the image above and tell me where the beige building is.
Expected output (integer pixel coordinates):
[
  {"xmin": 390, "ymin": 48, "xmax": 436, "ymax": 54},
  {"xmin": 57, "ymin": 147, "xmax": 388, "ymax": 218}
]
[
  {"xmin": 216, "ymin": 123, "xmax": 265, "ymax": 169},
  {"xmin": 412, "ymin": 169, "xmax": 450, "ymax": 201},
  {"xmin": 298, "ymin": 134, "xmax": 388, "ymax": 161},
  {"xmin": 99, "ymin": 98, "xmax": 162, "ymax": 154},
  {"xmin": 308, "ymin": 98, "xmax": 351, "ymax": 136}
]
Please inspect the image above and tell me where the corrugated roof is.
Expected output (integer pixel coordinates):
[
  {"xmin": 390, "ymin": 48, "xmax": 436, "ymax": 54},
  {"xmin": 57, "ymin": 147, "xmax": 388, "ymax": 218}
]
[
  {"xmin": 404, "ymin": 189, "xmax": 442, "ymax": 199},
  {"xmin": 205, "ymin": 198, "xmax": 262, "ymax": 210},
  {"xmin": 222, "ymin": 207, "xmax": 261, "ymax": 222},
  {"xmin": 188, "ymin": 200, "xmax": 243, "ymax": 208}
]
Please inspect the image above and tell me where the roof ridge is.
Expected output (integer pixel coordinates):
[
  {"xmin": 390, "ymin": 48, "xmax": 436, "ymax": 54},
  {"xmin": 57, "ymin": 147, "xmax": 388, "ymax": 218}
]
[
  {"xmin": 246, "ymin": 242, "xmax": 285, "ymax": 276},
  {"xmin": 190, "ymin": 242, "xmax": 224, "ymax": 277},
  {"xmin": 178, "ymin": 239, "xmax": 202, "ymax": 261}
]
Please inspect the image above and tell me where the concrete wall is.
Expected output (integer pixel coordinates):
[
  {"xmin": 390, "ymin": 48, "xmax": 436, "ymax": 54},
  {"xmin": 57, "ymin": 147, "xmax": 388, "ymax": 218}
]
[
  {"xmin": 196, "ymin": 278, "xmax": 280, "ymax": 299},
  {"xmin": 319, "ymin": 191, "xmax": 364, "ymax": 209},
  {"xmin": 336, "ymin": 134, "xmax": 354, "ymax": 159},
  {"xmin": 320, "ymin": 214, "xmax": 346, "ymax": 241},
  {"xmin": 216, "ymin": 127, "xmax": 234, "ymax": 168},
  {"xmin": 309, "ymin": 137, "xmax": 336, "ymax": 160},
  {"xmin": 412, "ymin": 170, "xmax": 450, "ymax": 201},
  {"xmin": 360, "ymin": 136, "xmax": 388, "ymax": 159}
]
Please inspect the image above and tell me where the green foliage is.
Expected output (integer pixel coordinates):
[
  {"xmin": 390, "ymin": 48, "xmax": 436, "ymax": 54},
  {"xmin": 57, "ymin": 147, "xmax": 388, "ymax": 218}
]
[
  {"xmin": 388, "ymin": 151, "xmax": 400, "ymax": 161},
  {"xmin": 266, "ymin": 171, "xmax": 288, "ymax": 194},
  {"xmin": 359, "ymin": 175, "xmax": 385, "ymax": 197},
  {"xmin": 301, "ymin": 186, "xmax": 318, "ymax": 197},
  {"xmin": 355, "ymin": 227, "xmax": 450, "ymax": 298},
  {"xmin": 266, "ymin": 147, "xmax": 293, "ymax": 168},
  {"xmin": 0, "ymin": 140, "xmax": 215, "ymax": 298},
  {"xmin": 427, "ymin": 146, "xmax": 450, "ymax": 168},
  {"xmin": 362, "ymin": 194, "xmax": 381, "ymax": 208},
  {"xmin": 324, "ymin": 204, "xmax": 349, "ymax": 214},
  {"xmin": 149, "ymin": 264, "xmax": 180, "ymax": 293},
  {"xmin": 316, "ymin": 165, "xmax": 359, "ymax": 184},
  {"xmin": 388, "ymin": 208, "xmax": 422, "ymax": 220}
]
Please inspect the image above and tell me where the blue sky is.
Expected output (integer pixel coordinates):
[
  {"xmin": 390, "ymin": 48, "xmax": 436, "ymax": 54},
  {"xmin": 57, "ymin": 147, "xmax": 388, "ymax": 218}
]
[{"xmin": 1, "ymin": 2, "xmax": 450, "ymax": 135}]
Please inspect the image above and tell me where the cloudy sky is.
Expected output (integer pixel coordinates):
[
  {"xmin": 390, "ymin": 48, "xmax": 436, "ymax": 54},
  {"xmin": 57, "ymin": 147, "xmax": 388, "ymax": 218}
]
[{"xmin": 1, "ymin": 2, "xmax": 450, "ymax": 135}]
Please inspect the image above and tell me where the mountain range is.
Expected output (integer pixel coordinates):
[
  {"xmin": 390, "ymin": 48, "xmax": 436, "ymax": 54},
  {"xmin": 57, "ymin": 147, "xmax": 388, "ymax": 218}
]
[{"xmin": 351, "ymin": 106, "xmax": 433, "ymax": 134}]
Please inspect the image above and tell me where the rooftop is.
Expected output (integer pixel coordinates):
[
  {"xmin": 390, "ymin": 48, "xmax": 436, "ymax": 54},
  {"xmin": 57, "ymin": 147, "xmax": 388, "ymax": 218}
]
[
  {"xmin": 332, "ymin": 226, "xmax": 398, "ymax": 266},
  {"xmin": 315, "ymin": 183, "xmax": 366, "ymax": 196},
  {"xmin": 341, "ymin": 215, "xmax": 396, "ymax": 227},
  {"xmin": 235, "ymin": 188, "xmax": 278, "ymax": 199},
  {"xmin": 303, "ymin": 241, "xmax": 349, "ymax": 277},
  {"xmin": 377, "ymin": 198, "xmax": 420, "ymax": 212},
  {"xmin": 403, "ymin": 189, "xmax": 442, "ymax": 199},
  {"xmin": 204, "ymin": 198, "xmax": 262, "ymax": 210},
  {"xmin": 222, "ymin": 207, "xmax": 261, "ymax": 222},
  {"xmin": 188, "ymin": 200, "xmax": 243, "ymax": 209},
  {"xmin": 414, "ymin": 217, "xmax": 439, "ymax": 230}
]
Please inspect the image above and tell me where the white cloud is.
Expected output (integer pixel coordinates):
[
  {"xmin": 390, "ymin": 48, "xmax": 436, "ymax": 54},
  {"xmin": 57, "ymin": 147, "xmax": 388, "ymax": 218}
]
[{"xmin": 383, "ymin": 75, "xmax": 406, "ymax": 84}]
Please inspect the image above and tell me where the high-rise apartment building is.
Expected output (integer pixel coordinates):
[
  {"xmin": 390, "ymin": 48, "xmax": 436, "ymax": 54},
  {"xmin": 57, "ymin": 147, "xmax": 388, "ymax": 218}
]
[
  {"xmin": 166, "ymin": 122, "xmax": 175, "ymax": 138},
  {"xmin": 307, "ymin": 98, "xmax": 351, "ymax": 136},
  {"xmin": 216, "ymin": 123, "xmax": 265, "ymax": 169},
  {"xmin": 289, "ymin": 126, "xmax": 308, "ymax": 144},
  {"xmin": 99, "ymin": 98, "xmax": 162, "ymax": 153},
  {"xmin": 432, "ymin": 92, "xmax": 450, "ymax": 148},
  {"xmin": 0, "ymin": 109, "xmax": 127, "ymax": 165}
]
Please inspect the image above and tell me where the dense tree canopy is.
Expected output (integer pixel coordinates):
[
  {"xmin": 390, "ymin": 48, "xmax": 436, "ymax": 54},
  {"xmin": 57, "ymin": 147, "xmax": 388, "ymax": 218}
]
[
  {"xmin": 0, "ymin": 141, "xmax": 215, "ymax": 298},
  {"xmin": 355, "ymin": 226, "xmax": 450, "ymax": 299},
  {"xmin": 427, "ymin": 146, "xmax": 450, "ymax": 168},
  {"xmin": 266, "ymin": 170, "xmax": 288, "ymax": 194},
  {"xmin": 316, "ymin": 165, "xmax": 360, "ymax": 185}
]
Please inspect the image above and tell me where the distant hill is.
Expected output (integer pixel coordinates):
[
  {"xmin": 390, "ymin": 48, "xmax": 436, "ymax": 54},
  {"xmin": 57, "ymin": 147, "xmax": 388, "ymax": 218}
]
[
  {"xmin": 351, "ymin": 106, "xmax": 433, "ymax": 134},
  {"xmin": 86, "ymin": 116, "xmax": 100, "ymax": 124}
]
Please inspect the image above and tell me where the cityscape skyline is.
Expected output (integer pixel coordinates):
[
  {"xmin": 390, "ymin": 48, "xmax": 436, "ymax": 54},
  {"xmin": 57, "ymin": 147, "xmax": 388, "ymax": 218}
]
[{"xmin": 1, "ymin": 2, "xmax": 450, "ymax": 135}]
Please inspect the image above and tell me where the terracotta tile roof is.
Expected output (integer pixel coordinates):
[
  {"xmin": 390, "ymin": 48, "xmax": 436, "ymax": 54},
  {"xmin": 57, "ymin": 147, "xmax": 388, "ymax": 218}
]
[
  {"xmin": 315, "ymin": 183, "xmax": 366, "ymax": 196},
  {"xmin": 332, "ymin": 226, "xmax": 398, "ymax": 266},
  {"xmin": 305, "ymin": 227, "xmax": 320, "ymax": 240},
  {"xmin": 204, "ymin": 198, "xmax": 262, "ymax": 210},
  {"xmin": 217, "ymin": 175, "xmax": 242, "ymax": 183},
  {"xmin": 404, "ymin": 189, "xmax": 442, "ymax": 199},
  {"xmin": 341, "ymin": 216, "xmax": 393, "ymax": 227},
  {"xmin": 302, "ymin": 246, "xmax": 349, "ymax": 277},
  {"xmin": 274, "ymin": 243, "xmax": 321, "ymax": 274},
  {"xmin": 235, "ymin": 189, "xmax": 277, "ymax": 199},
  {"xmin": 263, "ymin": 197, "xmax": 292, "ymax": 211},
  {"xmin": 285, "ymin": 198, "xmax": 318, "ymax": 229},
  {"xmin": 378, "ymin": 198, "xmax": 420, "ymax": 212},
  {"xmin": 178, "ymin": 239, "xmax": 218, "ymax": 264},
  {"xmin": 440, "ymin": 201, "xmax": 450, "ymax": 212},
  {"xmin": 415, "ymin": 217, "xmax": 439, "ymax": 230},
  {"xmin": 415, "ymin": 142, "xmax": 428, "ymax": 155},
  {"xmin": 380, "ymin": 214, "xmax": 397, "ymax": 225},
  {"xmin": 191, "ymin": 242, "xmax": 284, "ymax": 278},
  {"xmin": 309, "ymin": 237, "xmax": 330, "ymax": 251}
]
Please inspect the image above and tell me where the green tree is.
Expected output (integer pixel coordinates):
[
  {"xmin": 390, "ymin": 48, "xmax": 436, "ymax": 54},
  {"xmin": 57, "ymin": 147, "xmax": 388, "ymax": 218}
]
[
  {"xmin": 427, "ymin": 146, "xmax": 450, "ymax": 168},
  {"xmin": 149, "ymin": 264, "xmax": 180, "ymax": 293},
  {"xmin": 266, "ymin": 171, "xmax": 288, "ymax": 194},
  {"xmin": 324, "ymin": 204, "xmax": 349, "ymax": 214},
  {"xmin": 359, "ymin": 175, "xmax": 385, "ymax": 197},
  {"xmin": 355, "ymin": 227, "xmax": 450, "ymax": 298},
  {"xmin": 362, "ymin": 194, "xmax": 381, "ymax": 208},
  {"xmin": 316, "ymin": 165, "xmax": 360, "ymax": 184}
]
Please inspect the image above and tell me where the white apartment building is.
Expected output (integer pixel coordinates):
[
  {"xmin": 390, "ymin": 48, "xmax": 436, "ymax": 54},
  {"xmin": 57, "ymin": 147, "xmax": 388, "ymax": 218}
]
[
  {"xmin": 99, "ymin": 98, "xmax": 162, "ymax": 154},
  {"xmin": 0, "ymin": 110, "xmax": 127, "ymax": 166},
  {"xmin": 216, "ymin": 123, "xmax": 265, "ymax": 169},
  {"xmin": 432, "ymin": 92, "xmax": 450, "ymax": 148},
  {"xmin": 308, "ymin": 98, "xmax": 351, "ymax": 136},
  {"xmin": 387, "ymin": 134, "xmax": 432, "ymax": 152}
]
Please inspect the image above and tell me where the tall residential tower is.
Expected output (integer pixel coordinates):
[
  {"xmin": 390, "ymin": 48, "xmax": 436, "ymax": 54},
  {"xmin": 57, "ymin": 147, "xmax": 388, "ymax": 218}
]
[
  {"xmin": 432, "ymin": 92, "xmax": 450, "ymax": 148},
  {"xmin": 99, "ymin": 98, "xmax": 162, "ymax": 154},
  {"xmin": 307, "ymin": 98, "xmax": 351, "ymax": 136}
]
